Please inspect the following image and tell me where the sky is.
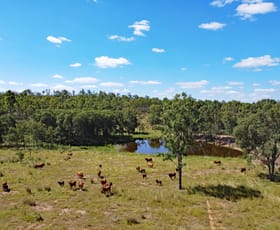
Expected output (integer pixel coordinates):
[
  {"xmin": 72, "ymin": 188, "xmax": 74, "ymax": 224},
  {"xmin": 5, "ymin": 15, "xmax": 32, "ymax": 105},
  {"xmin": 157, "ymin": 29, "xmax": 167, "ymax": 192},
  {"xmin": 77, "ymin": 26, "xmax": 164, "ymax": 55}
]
[{"xmin": 0, "ymin": 0, "xmax": 280, "ymax": 102}]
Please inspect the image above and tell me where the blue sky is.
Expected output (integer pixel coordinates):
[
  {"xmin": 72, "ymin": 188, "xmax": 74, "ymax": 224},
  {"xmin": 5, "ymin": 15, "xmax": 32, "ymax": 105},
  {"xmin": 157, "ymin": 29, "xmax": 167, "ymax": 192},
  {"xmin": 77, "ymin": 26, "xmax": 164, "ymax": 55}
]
[{"xmin": 0, "ymin": 0, "xmax": 279, "ymax": 102}]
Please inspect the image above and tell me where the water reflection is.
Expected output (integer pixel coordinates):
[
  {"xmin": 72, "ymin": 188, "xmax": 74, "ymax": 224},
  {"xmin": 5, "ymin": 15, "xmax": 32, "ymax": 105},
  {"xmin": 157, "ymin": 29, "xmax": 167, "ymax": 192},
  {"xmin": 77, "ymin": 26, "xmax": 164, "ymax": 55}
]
[
  {"xmin": 119, "ymin": 139, "xmax": 243, "ymax": 157},
  {"xmin": 121, "ymin": 139, "xmax": 169, "ymax": 154}
]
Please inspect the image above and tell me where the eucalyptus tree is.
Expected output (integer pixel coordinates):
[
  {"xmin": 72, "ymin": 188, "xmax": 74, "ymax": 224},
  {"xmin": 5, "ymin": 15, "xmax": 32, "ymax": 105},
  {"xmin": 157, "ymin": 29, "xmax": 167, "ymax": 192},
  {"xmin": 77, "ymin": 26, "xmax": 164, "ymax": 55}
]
[
  {"xmin": 161, "ymin": 93, "xmax": 198, "ymax": 189},
  {"xmin": 234, "ymin": 104, "xmax": 280, "ymax": 181}
]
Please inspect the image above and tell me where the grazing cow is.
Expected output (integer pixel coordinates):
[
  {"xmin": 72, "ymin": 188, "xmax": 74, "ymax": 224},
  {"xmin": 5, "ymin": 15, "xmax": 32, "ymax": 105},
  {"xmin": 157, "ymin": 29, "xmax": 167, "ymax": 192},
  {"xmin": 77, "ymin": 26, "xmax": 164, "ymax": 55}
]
[
  {"xmin": 136, "ymin": 166, "xmax": 141, "ymax": 172},
  {"xmin": 57, "ymin": 180, "xmax": 65, "ymax": 187},
  {"xmin": 33, "ymin": 163, "xmax": 45, "ymax": 169},
  {"xmin": 2, "ymin": 181, "xmax": 10, "ymax": 192},
  {"xmin": 168, "ymin": 172, "xmax": 176, "ymax": 180},
  {"xmin": 145, "ymin": 157, "xmax": 153, "ymax": 162},
  {"xmin": 78, "ymin": 180, "xmax": 84, "ymax": 190},
  {"xmin": 147, "ymin": 162, "xmax": 154, "ymax": 168},
  {"xmin": 77, "ymin": 171, "xmax": 84, "ymax": 179},
  {"xmin": 99, "ymin": 164, "xmax": 102, "ymax": 169},
  {"xmin": 240, "ymin": 167, "xmax": 246, "ymax": 173},
  {"xmin": 142, "ymin": 173, "xmax": 147, "ymax": 179},
  {"xmin": 97, "ymin": 170, "xmax": 102, "ymax": 178},
  {"xmin": 100, "ymin": 177, "xmax": 107, "ymax": 185},
  {"xmin": 140, "ymin": 169, "xmax": 146, "ymax": 174},
  {"xmin": 214, "ymin": 160, "xmax": 221, "ymax": 165},
  {"xmin": 101, "ymin": 182, "xmax": 113, "ymax": 196},
  {"xmin": 69, "ymin": 180, "xmax": 77, "ymax": 189},
  {"xmin": 67, "ymin": 152, "xmax": 73, "ymax": 156},
  {"xmin": 155, "ymin": 179, "xmax": 162, "ymax": 186}
]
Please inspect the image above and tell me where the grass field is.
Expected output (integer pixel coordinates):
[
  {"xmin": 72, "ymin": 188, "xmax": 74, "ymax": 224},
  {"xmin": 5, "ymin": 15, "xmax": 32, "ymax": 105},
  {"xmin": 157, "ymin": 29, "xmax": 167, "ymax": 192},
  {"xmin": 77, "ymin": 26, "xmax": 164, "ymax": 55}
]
[{"xmin": 1, "ymin": 146, "xmax": 280, "ymax": 230}]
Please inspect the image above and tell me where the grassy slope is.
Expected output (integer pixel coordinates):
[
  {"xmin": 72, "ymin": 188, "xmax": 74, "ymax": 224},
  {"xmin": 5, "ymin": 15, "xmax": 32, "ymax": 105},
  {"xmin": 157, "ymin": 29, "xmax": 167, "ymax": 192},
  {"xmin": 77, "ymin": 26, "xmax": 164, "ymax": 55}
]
[{"xmin": 0, "ymin": 147, "xmax": 280, "ymax": 230}]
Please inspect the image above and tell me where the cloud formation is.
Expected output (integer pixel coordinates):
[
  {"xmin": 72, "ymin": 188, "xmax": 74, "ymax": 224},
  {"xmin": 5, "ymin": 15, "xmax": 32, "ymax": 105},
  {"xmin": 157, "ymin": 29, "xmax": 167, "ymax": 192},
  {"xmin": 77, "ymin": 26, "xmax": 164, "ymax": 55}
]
[
  {"xmin": 100, "ymin": 82, "xmax": 124, "ymax": 87},
  {"xmin": 198, "ymin": 22, "xmax": 226, "ymax": 30},
  {"xmin": 65, "ymin": 77, "xmax": 99, "ymax": 84},
  {"xmin": 152, "ymin": 48, "xmax": 165, "ymax": 53},
  {"xmin": 269, "ymin": 80, "xmax": 280, "ymax": 85},
  {"xmin": 69, "ymin": 63, "xmax": 82, "ymax": 68},
  {"xmin": 95, "ymin": 56, "xmax": 131, "ymax": 68},
  {"xmin": 108, "ymin": 35, "xmax": 135, "ymax": 42},
  {"xmin": 233, "ymin": 55, "xmax": 280, "ymax": 69},
  {"xmin": 210, "ymin": 0, "xmax": 235, "ymax": 7},
  {"xmin": 130, "ymin": 80, "xmax": 161, "ymax": 85},
  {"xmin": 46, "ymin": 36, "xmax": 71, "ymax": 45},
  {"xmin": 129, "ymin": 20, "xmax": 150, "ymax": 36},
  {"xmin": 236, "ymin": 1, "xmax": 277, "ymax": 19},
  {"xmin": 224, "ymin": 57, "xmax": 234, "ymax": 62},
  {"xmin": 176, "ymin": 80, "xmax": 208, "ymax": 89},
  {"xmin": 30, "ymin": 83, "xmax": 48, "ymax": 87},
  {"xmin": 52, "ymin": 74, "xmax": 64, "ymax": 79}
]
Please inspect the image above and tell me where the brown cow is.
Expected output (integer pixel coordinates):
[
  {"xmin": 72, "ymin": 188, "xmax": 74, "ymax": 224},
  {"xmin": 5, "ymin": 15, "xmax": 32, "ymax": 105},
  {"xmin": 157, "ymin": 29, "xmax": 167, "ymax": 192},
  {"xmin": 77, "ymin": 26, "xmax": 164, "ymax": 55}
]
[
  {"xmin": 2, "ymin": 181, "xmax": 10, "ymax": 192},
  {"xmin": 155, "ymin": 179, "xmax": 162, "ymax": 186},
  {"xmin": 145, "ymin": 157, "xmax": 153, "ymax": 162},
  {"xmin": 33, "ymin": 163, "xmax": 45, "ymax": 168},
  {"xmin": 68, "ymin": 180, "xmax": 77, "ymax": 189},
  {"xmin": 168, "ymin": 172, "xmax": 176, "ymax": 180}
]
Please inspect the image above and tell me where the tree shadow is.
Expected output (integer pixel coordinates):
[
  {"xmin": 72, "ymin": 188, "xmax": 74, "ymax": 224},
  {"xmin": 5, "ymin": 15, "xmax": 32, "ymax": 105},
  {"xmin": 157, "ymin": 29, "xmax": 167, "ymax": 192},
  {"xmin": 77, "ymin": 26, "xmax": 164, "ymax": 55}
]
[
  {"xmin": 258, "ymin": 173, "xmax": 280, "ymax": 183},
  {"xmin": 186, "ymin": 184, "xmax": 262, "ymax": 202}
]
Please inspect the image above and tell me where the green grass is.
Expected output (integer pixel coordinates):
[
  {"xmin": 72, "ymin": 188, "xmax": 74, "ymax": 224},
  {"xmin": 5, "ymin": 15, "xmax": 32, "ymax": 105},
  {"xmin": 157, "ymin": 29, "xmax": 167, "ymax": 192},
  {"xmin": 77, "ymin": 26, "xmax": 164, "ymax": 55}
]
[{"xmin": 0, "ymin": 147, "xmax": 280, "ymax": 229}]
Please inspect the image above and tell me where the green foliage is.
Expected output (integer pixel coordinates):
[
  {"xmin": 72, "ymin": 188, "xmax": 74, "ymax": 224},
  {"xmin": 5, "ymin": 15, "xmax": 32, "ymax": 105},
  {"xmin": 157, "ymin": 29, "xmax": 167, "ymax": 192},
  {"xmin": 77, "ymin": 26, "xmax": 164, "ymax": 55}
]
[
  {"xmin": 161, "ymin": 93, "xmax": 198, "ymax": 189},
  {"xmin": 234, "ymin": 104, "xmax": 280, "ymax": 181}
]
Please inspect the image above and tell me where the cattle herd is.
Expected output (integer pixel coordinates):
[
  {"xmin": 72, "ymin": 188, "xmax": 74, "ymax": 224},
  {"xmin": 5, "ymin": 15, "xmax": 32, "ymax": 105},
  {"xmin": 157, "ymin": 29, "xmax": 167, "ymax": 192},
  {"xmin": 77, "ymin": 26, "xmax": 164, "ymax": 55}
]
[{"xmin": 1, "ymin": 152, "xmax": 247, "ymax": 196}]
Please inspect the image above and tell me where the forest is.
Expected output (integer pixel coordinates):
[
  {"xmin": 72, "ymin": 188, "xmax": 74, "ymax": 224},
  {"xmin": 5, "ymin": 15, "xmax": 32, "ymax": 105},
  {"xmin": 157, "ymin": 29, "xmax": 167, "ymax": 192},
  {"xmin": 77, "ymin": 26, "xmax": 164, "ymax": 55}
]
[{"xmin": 0, "ymin": 89, "xmax": 279, "ymax": 148}]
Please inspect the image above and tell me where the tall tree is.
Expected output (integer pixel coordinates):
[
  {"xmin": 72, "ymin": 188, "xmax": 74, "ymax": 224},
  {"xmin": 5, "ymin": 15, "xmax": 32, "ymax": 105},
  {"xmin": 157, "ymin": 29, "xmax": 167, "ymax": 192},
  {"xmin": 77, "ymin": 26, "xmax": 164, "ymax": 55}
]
[
  {"xmin": 162, "ymin": 93, "xmax": 197, "ymax": 189},
  {"xmin": 234, "ymin": 105, "xmax": 280, "ymax": 181}
]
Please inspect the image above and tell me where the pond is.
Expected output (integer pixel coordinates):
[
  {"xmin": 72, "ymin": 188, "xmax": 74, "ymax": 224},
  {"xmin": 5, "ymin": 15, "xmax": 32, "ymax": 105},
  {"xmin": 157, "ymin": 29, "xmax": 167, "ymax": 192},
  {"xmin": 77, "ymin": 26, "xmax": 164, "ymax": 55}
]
[
  {"xmin": 118, "ymin": 139, "xmax": 244, "ymax": 157},
  {"xmin": 118, "ymin": 139, "xmax": 169, "ymax": 154}
]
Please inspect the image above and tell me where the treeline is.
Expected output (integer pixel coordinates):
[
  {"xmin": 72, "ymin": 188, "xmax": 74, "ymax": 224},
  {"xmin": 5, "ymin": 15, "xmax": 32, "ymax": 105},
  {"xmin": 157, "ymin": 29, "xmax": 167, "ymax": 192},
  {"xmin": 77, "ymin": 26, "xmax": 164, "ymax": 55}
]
[{"xmin": 0, "ymin": 89, "xmax": 279, "ymax": 147}]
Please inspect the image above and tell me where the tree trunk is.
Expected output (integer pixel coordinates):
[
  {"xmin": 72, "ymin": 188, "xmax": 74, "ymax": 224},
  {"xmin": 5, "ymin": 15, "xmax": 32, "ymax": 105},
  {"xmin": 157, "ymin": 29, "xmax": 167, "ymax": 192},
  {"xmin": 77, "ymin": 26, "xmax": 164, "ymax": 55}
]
[{"xmin": 178, "ymin": 153, "xmax": 183, "ymax": 190}]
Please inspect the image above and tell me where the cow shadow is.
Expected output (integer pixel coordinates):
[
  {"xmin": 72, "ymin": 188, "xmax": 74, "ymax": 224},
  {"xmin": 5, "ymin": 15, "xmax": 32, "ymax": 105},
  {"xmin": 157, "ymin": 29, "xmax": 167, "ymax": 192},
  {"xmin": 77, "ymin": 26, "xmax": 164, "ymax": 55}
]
[{"xmin": 186, "ymin": 184, "xmax": 262, "ymax": 202}]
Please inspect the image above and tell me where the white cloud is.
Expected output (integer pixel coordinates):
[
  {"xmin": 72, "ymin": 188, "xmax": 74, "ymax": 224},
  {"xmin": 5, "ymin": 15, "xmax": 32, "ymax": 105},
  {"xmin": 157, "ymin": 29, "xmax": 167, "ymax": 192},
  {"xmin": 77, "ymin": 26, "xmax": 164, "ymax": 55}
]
[
  {"xmin": 30, "ymin": 83, "xmax": 48, "ymax": 87},
  {"xmin": 95, "ymin": 56, "xmax": 131, "ymax": 68},
  {"xmin": 8, "ymin": 81, "xmax": 23, "ymax": 86},
  {"xmin": 108, "ymin": 35, "xmax": 135, "ymax": 42},
  {"xmin": 52, "ymin": 74, "xmax": 64, "ymax": 79},
  {"xmin": 69, "ymin": 63, "xmax": 82, "ymax": 68},
  {"xmin": 0, "ymin": 80, "xmax": 6, "ymax": 84},
  {"xmin": 210, "ymin": 0, "xmax": 235, "ymax": 7},
  {"xmin": 100, "ymin": 82, "xmax": 124, "ymax": 87},
  {"xmin": 228, "ymin": 81, "xmax": 244, "ymax": 86},
  {"xmin": 46, "ymin": 36, "xmax": 71, "ymax": 45},
  {"xmin": 65, "ymin": 77, "xmax": 99, "ymax": 84},
  {"xmin": 233, "ymin": 55, "xmax": 280, "ymax": 69},
  {"xmin": 130, "ymin": 80, "xmax": 161, "ymax": 85},
  {"xmin": 80, "ymin": 85, "xmax": 97, "ymax": 89},
  {"xmin": 254, "ymin": 88, "xmax": 276, "ymax": 93},
  {"xmin": 236, "ymin": 1, "xmax": 276, "ymax": 19},
  {"xmin": 176, "ymin": 80, "xmax": 209, "ymax": 89},
  {"xmin": 252, "ymin": 83, "xmax": 260, "ymax": 87},
  {"xmin": 226, "ymin": 90, "xmax": 239, "ymax": 94},
  {"xmin": 152, "ymin": 48, "xmax": 165, "ymax": 53},
  {"xmin": 180, "ymin": 67, "xmax": 188, "ymax": 71},
  {"xmin": 198, "ymin": 22, "xmax": 226, "ymax": 30},
  {"xmin": 224, "ymin": 57, "xmax": 234, "ymax": 62},
  {"xmin": 269, "ymin": 80, "xmax": 280, "ymax": 85},
  {"xmin": 129, "ymin": 20, "xmax": 150, "ymax": 36}
]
